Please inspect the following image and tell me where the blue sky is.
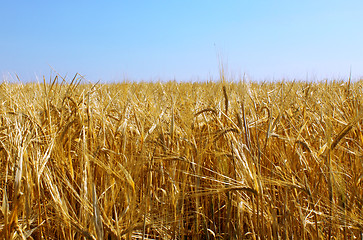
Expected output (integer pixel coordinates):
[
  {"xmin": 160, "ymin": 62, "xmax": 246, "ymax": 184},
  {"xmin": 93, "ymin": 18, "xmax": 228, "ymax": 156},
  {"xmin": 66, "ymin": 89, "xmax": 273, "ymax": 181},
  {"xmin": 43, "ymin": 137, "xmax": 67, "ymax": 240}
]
[{"xmin": 1, "ymin": 1, "xmax": 363, "ymax": 82}]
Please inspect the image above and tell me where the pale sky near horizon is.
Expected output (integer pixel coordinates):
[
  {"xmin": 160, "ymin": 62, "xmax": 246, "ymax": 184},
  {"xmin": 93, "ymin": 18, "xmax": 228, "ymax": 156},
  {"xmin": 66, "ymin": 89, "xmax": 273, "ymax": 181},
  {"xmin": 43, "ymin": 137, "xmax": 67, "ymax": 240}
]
[{"xmin": 1, "ymin": 1, "xmax": 363, "ymax": 82}]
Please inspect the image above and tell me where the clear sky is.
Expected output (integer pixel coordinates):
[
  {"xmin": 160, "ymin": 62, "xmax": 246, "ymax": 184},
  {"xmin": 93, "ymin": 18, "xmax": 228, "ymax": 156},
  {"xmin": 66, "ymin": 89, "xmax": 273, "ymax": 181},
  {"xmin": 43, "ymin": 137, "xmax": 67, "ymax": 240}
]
[{"xmin": 1, "ymin": 1, "xmax": 363, "ymax": 82}]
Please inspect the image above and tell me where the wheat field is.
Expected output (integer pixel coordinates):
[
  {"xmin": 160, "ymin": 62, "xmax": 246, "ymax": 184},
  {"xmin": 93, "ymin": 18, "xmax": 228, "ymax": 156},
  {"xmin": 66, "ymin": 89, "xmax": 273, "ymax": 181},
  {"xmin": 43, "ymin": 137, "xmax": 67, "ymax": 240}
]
[{"xmin": 1, "ymin": 75, "xmax": 363, "ymax": 239}]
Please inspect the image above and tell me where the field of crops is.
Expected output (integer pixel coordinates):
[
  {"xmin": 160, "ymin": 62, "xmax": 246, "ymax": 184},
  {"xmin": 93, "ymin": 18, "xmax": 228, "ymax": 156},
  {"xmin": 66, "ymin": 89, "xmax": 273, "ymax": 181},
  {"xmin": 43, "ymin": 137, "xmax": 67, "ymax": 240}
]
[{"xmin": 1, "ymin": 75, "xmax": 363, "ymax": 239}]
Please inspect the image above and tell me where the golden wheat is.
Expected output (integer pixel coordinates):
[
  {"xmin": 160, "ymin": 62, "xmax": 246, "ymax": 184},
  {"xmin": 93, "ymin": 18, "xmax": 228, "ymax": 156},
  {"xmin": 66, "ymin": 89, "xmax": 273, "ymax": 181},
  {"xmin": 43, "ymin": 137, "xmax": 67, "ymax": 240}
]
[{"xmin": 0, "ymin": 76, "xmax": 363, "ymax": 239}]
